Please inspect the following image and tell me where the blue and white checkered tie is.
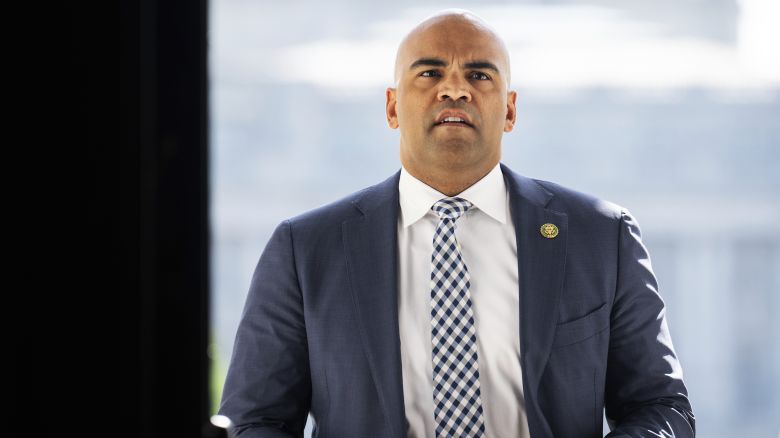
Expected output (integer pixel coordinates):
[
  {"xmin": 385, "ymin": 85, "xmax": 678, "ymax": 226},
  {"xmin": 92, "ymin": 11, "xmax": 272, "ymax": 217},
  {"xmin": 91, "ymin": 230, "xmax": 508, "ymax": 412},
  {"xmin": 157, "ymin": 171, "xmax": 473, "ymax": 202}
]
[{"xmin": 430, "ymin": 197, "xmax": 486, "ymax": 437}]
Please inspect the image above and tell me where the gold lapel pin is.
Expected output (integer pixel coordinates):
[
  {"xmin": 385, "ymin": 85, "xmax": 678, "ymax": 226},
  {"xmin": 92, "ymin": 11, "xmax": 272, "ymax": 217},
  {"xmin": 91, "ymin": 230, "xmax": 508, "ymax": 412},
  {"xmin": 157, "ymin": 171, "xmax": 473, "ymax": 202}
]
[{"xmin": 540, "ymin": 223, "xmax": 559, "ymax": 239}]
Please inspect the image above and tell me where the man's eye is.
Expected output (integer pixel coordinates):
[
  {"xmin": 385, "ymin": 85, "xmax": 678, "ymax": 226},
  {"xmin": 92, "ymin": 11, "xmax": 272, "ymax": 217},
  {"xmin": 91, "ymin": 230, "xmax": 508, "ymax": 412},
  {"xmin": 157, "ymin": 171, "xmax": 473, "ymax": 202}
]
[
  {"xmin": 420, "ymin": 70, "xmax": 440, "ymax": 78},
  {"xmin": 470, "ymin": 72, "xmax": 490, "ymax": 80}
]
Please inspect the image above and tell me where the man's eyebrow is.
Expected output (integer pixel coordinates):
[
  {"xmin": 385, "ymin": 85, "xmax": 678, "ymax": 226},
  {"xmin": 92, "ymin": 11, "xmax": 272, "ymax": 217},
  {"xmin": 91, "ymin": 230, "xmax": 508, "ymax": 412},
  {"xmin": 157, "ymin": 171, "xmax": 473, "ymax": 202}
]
[
  {"xmin": 464, "ymin": 61, "xmax": 500, "ymax": 74},
  {"xmin": 408, "ymin": 58, "xmax": 501, "ymax": 75},
  {"xmin": 409, "ymin": 58, "xmax": 447, "ymax": 70}
]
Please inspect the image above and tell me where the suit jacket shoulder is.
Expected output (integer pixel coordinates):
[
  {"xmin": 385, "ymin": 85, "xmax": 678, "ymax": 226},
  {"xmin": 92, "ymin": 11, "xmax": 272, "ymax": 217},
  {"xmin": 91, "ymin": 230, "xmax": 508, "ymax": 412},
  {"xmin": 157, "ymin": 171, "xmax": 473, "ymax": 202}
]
[
  {"xmin": 286, "ymin": 171, "xmax": 400, "ymax": 224},
  {"xmin": 533, "ymin": 177, "xmax": 624, "ymax": 220},
  {"xmin": 500, "ymin": 164, "xmax": 629, "ymax": 230}
]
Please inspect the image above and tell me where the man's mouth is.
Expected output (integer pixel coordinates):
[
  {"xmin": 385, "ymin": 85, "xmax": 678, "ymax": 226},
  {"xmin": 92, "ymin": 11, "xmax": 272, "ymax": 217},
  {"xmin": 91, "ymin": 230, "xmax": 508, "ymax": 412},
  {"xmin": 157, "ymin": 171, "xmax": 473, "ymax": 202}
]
[{"xmin": 434, "ymin": 116, "xmax": 473, "ymax": 128}]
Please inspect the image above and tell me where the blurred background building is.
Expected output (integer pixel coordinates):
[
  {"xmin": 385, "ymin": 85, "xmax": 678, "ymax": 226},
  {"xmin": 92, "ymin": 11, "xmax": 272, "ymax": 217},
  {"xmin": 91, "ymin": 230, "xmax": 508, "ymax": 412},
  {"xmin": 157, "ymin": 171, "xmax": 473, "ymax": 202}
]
[{"xmin": 209, "ymin": 0, "xmax": 780, "ymax": 436}]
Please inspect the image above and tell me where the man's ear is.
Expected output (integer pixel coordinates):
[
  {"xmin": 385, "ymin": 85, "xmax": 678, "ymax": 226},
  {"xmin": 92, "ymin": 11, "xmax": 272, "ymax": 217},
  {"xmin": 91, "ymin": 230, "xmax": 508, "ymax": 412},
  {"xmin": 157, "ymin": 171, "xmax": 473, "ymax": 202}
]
[
  {"xmin": 386, "ymin": 87, "xmax": 399, "ymax": 129},
  {"xmin": 504, "ymin": 90, "xmax": 517, "ymax": 132}
]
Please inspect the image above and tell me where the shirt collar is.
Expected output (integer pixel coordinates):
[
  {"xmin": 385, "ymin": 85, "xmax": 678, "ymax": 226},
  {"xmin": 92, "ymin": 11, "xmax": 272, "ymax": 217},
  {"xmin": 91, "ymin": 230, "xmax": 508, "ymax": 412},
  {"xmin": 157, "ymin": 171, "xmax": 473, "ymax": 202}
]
[{"xmin": 399, "ymin": 161, "xmax": 508, "ymax": 228}]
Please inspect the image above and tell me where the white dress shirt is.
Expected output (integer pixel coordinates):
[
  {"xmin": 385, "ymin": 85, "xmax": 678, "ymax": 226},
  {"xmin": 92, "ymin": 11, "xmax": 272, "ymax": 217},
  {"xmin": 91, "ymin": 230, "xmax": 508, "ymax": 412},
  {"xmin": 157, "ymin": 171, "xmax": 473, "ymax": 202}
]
[{"xmin": 397, "ymin": 161, "xmax": 531, "ymax": 438}]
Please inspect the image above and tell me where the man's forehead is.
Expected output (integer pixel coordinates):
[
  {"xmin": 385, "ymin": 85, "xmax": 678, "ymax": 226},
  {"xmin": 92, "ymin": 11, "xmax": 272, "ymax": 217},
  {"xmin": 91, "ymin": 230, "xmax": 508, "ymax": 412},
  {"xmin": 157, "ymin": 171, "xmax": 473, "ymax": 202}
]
[
  {"xmin": 393, "ymin": 11, "xmax": 510, "ymax": 83},
  {"xmin": 394, "ymin": 39, "xmax": 509, "ymax": 85},
  {"xmin": 403, "ymin": 44, "xmax": 505, "ymax": 67}
]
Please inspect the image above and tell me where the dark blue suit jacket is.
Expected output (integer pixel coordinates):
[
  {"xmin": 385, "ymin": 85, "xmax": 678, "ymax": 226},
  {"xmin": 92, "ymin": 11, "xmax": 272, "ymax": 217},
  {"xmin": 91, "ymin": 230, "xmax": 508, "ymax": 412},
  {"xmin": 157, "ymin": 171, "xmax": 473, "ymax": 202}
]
[{"xmin": 219, "ymin": 163, "xmax": 695, "ymax": 437}]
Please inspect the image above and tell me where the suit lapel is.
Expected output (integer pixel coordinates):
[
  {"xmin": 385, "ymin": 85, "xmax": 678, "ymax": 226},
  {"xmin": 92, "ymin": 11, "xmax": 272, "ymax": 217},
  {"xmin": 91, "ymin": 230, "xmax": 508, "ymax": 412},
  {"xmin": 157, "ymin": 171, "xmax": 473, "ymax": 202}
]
[
  {"xmin": 342, "ymin": 170, "xmax": 406, "ymax": 438},
  {"xmin": 502, "ymin": 163, "xmax": 568, "ymax": 437}
]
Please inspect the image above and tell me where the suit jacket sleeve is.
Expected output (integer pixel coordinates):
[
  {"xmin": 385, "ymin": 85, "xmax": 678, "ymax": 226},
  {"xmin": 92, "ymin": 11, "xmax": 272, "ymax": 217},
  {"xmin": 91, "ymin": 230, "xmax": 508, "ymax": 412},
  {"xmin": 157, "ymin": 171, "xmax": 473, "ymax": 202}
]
[
  {"xmin": 218, "ymin": 220, "xmax": 310, "ymax": 438},
  {"xmin": 604, "ymin": 209, "xmax": 696, "ymax": 437}
]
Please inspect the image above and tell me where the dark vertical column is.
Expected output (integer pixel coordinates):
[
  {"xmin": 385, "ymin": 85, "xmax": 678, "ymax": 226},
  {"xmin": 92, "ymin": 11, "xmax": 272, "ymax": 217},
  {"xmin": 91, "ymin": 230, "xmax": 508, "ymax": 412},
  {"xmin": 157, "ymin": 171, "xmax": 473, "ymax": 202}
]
[{"xmin": 117, "ymin": 0, "xmax": 221, "ymax": 436}]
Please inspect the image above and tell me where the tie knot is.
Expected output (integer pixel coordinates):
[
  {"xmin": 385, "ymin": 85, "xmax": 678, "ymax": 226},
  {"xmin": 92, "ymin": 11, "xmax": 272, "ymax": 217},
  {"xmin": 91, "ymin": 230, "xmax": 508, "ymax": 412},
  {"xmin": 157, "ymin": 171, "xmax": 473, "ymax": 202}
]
[{"xmin": 432, "ymin": 197, "xmax": 473, "ymax": 221}]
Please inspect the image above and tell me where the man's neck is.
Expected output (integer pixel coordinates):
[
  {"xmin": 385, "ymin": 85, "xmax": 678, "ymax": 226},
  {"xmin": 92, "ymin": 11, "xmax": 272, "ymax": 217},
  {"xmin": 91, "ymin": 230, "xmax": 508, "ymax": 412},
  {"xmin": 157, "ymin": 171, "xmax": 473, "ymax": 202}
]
[{"xmin": 402, "ymin": 161, "xmax": 498, "ymax": 196}]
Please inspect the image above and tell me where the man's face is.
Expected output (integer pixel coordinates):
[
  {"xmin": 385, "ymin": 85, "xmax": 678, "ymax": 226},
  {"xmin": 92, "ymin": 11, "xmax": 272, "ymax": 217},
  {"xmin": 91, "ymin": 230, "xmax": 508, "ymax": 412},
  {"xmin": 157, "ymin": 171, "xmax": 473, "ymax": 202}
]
[{"xmin": 386, "ymin": 17, "xmax": 517, "ymax": 176}]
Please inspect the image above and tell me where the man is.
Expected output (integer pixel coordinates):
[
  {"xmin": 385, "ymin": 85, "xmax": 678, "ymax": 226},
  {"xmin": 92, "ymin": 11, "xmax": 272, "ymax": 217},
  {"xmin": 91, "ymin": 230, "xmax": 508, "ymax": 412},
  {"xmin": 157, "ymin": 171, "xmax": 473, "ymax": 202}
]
[{"xmin": 219, "ymin": 9, "xmax": 695, "ymax": 438}]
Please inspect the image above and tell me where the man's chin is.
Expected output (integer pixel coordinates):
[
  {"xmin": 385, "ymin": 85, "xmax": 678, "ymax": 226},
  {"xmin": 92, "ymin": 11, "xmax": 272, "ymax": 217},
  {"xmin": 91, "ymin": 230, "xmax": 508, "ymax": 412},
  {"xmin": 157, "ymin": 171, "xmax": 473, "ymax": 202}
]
[
  {"xmin": 424, "ymin": 141, "xmax": 483, "ymax": 169},
  {"xmin": 429, "ymin": 137, "xmax": 476, "ymax": 151}
]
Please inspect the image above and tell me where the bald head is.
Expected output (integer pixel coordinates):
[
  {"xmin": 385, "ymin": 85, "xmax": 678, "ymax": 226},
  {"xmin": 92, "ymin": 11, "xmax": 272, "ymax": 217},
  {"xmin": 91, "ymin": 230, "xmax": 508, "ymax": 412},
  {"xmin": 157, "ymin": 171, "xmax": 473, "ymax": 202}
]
[{"xmin": 393, "ymin": 9, "xmax": 512, "ymax": 86}]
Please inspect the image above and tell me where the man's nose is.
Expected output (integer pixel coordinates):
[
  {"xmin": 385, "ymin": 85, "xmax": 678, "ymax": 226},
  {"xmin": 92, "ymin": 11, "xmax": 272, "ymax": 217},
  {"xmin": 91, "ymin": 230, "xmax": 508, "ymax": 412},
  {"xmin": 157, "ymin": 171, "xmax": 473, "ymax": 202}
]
[{"xmin": 437, "ymin": 74, "xmax": 472, "ymax": 102}]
